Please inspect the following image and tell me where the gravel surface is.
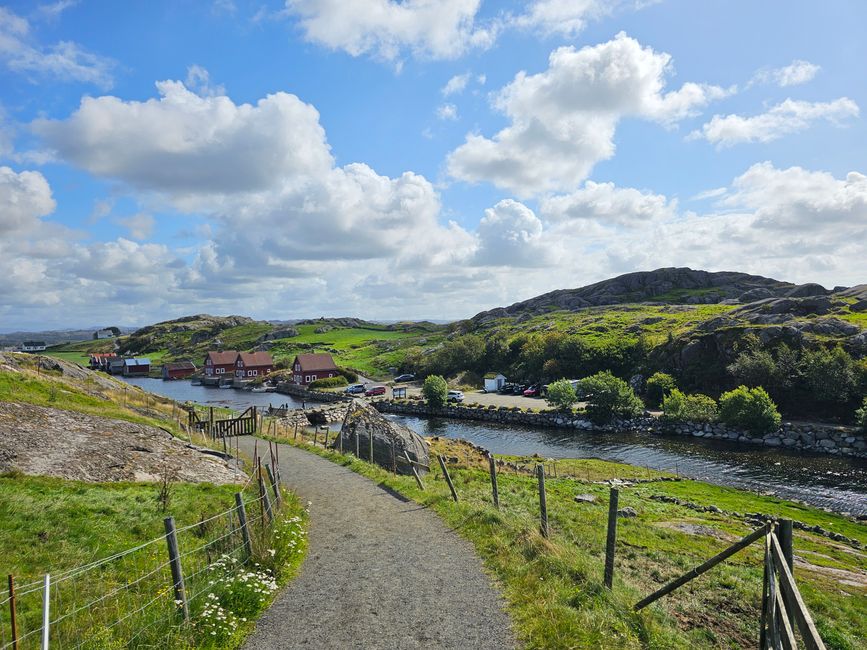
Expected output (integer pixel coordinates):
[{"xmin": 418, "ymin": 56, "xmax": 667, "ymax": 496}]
[{"xmin": 237, "ymin": 436, "xmax": 516, "ymax": 650}]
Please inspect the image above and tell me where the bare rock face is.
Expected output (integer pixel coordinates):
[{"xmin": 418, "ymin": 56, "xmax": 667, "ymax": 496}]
[
  {"xmin": 335, "ymin": 402, "xmax": 429, "ymax": 475},
  {"xmin": 0, "ymin": 402, "xmax": 245, "ymax": 484}
]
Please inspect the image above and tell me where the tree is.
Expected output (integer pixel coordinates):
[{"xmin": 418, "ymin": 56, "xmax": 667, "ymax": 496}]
[
  {"xmin": 719, "ymin": 386, "xmax": 781, "ymax": 435},
  {"xmin": 855, "ymin": 397, "xmax": 867, "ymax": 432},
  {"xmin": 662, "ymin": 389, "xmax": 718, "ymax": 423},
  {"xmin": 422, "ymin": 375, "xmax": 448, "ymax": 408},
  {"xmin": 727, "ymin": 348, "xmax": 779, "ymax": 390},
  {"xmin": 645, "ymin": 372, "xmax": 676, "ymax": 407},
  {"xmin": 800, "ymin": 346, "xmax": 859, "ymax": 405},
  {"xmin": 577, "ymin": 371, "xmax": 644, "ymax": 424},
  {"xmin": 546, "ymin": 379, "xmax": 577, "ymax": 411}
]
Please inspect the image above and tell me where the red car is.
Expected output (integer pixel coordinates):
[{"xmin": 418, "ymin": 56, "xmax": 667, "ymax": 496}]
[
  {"xmin": 523, "ymin": 385, "xmax": 542, "ymax": 397},
  {"xmin": 365, "ymin": 385, "xmax": 387, "ymax": 397}
]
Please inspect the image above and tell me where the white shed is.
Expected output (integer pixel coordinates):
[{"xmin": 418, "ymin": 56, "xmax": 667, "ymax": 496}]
[{"xmin": 484, "ymin": 373, "xmax": 507, "ymax": 392}]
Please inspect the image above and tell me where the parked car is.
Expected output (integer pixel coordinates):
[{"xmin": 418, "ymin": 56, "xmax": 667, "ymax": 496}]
[
  {"xmin": 498, "ymin": 383, "xmax": 517, "ymax": 394},
  {"xmin": 345, "ymin": 383, "xmax": 366, "ymax": 394},
  {"xmin": 365, "ymin": 385, "xmax": 387, "ymax": 397},
  {"xmin": 394, "ymin": 373, "xmax": 415, "ymax": 382},
  {"xmin": 512, "ymin": 384, "xmax": 528, "ymax": 395},
  {"xmin": 447, "ymin": 390, "xmax": 464, "ymax": 403},
  {"xmin": 523, "ymin": 385, "xmax": 542, "ymax": 397}
]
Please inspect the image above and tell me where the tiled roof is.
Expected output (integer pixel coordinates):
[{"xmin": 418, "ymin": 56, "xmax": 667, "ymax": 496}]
[{"xmin": 294, "ymin": 353, "xmax": 338, "ymax": 372}]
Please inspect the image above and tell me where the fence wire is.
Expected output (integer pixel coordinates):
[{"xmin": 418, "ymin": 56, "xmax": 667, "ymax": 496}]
[{"xmin": 0, "ymin": 485, "xmax": 268, "ymax": 650}]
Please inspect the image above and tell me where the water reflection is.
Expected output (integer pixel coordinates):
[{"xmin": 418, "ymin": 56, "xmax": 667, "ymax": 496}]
[
  {"xmin": 119, "ymin": 376, "xmax": 304, "ymax": 411},
  {"xmin": 388, "ymin": 415, "xmax": 867, "ymax": 515}
]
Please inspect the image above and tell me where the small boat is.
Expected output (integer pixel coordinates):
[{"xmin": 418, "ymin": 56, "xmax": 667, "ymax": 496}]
[
  {"xmin": 219, "ymin": 382, "xmax": 234, "ymax": 389},
  {"xmin": 251, "ymin": 386, "xmax": 268, "ymax": 393}
]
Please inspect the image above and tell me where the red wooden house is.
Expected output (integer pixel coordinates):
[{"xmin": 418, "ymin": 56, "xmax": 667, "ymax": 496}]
[
  {"xmin": 235, "ymin": 352, "xmax": 273, "ymax": 379},
  {"xmin": 291, "ymin": 353, "xmax": 339, "ymax": 386},
  {"xmin": 203, "ymin": 350, "xmax": 239, "ymax": 378},
  {"xmin": 162, "ymin": 360, "xmax": 197, "ymax": 380}
]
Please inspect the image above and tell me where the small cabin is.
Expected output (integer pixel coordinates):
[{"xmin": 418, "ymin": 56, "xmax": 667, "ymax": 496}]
[
  {"xmin": 19, "ymin": 341, "xmax": 47, "ymax": 353},
  {"xmin": 122, "ymin": 358, "xmax": 151, "ymax": 376},
  {"xmin": 484, "ymin": 373, "xmax": 507, "ymax": 392},
  {"xmin": 291, "ymin": 353, "xmax": 339, "ymax": 386},
  {"xmin": 162, "ymin": 360, "xmax": 196, "ymax": 380}
]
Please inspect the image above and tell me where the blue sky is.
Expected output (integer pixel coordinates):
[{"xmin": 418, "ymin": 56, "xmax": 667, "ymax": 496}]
[{"xmin": 1, "ymin": 0, "xmax": 865, "ymax": 330}]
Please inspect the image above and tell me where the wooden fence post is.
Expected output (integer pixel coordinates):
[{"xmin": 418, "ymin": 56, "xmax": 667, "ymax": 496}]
[
  {"xmin": 405, "ymin": 451, "xmax": 425, "ymax": 490},
  {"xmin": 258, "ymin": 463, "xmax": 273, "ymax": 525},
  {"xmin": 208, "ymin": 407, "xmax": 214, "ymax": 440},
  {"xmin": 488, "ymin": 454, "xmax": 499, "ymax": 510},
  {"xmin": 355, "ymin": 431, "xmax": 360, "ymax": 458},
  {"xmin": 40, "ymin": 574, "xmax": 50, "ymax": 650},
  {"xmin": 293, "ymin": 422, "xmax": 299, "ymax": 441},
  {"xmin": 8, "ymin": 574, "xmax": 18, "ymax": 650},
  {"xmin": 265, "ymin": 464, "xmax": 281, "ymax": 506},
  {"xmin": 235, "ymin": 493, "xmax": 252, "ymax": 559},
  {"xmin": 537, "ymin": 464, "xmax": 549, "ymax": 538},
  {"xmin": 369, "ymin": 431, "xmax": 374, "ymax": 464},
  {"xmin": 777, "ymin": 519, "xmax": 795, "ymax": 638},
  {"xmin": 163, "ymin": 517, "xmax": 189, "ymax": 621},
  {"xmin": 323, "ymin": 427, "xmax": 330, "ymax": 448},
  {"xmin": 604, "ymin": 487, "xmax": 619, "ymax": 589},
  {"xmin": 437, "ymin": 455, "xmax": 459, "ymax": 502}
]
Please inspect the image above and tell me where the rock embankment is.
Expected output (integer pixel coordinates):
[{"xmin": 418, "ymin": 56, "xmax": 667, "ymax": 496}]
[
  {"xmin": 373, "ymin": 400, "xmax": 867, "ymax": 458},
  {"xmin": 0, "ymin": 402, "xmax": 246, "ymax": 484}
]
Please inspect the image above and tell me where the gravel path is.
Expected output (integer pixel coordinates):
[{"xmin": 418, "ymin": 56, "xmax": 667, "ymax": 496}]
[{"xmin": 237, "ymin": 436, "xmax": 517, "ymax": 649}]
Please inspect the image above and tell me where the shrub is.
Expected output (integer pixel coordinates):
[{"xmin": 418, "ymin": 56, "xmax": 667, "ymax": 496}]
[
  {"xmin": 546, "ymin": 378, "xmax": 577, "ymax": 411},
  {"xmin": 336, "ymin": 367, "xmax": 358, "ymax": 382},
  {"xmin": 308, "ymin": 376, "xmax": 348, "ymax": 390},
  {"xmin": 719, "ymin": 385, "xmax": 781, "ymax": 435},
  {"xmin": 662, "ymin": 389, "xmax": 718, "ymax": 423},
  {"xmin": 855, "ymin": 397, "xmax": 867, "ymax": 432},
  {"xmin": 422, "ymin": 375, "xmax": 448, "ymax": 408},
  {"xmin": 577, "ymin": 371, "xmax": 643, "ymax": 424},
  {"xmin": 645, "ymin": 372, "xmax": 676, "ymax": 407}
]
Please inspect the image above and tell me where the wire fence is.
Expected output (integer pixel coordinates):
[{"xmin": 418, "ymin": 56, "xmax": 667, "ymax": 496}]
[{"xmin": 0, "ymin": 478, "xmax": 276, "ymax": 650}]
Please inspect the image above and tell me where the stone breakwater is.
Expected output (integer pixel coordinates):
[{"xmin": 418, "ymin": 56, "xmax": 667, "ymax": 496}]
[
  {"xmin": 373, "ymin": 400, "xmax": 867, "ymax": 459},
  {"xmin": 275, "ymin": 382, "xmax": 352, "ymax": 404}
]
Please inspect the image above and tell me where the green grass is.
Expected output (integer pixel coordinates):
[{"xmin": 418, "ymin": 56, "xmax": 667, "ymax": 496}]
[
  {"xmin": 265, "ymin": 432, "xmax": 866, "ymax": 649},
  {"xmin": 268, "ymin": 324, "xmax": 446, "ymax": 377},
  {"xmin": 0, "ymin": 474, "xmax": 307, "ymax": 649}
]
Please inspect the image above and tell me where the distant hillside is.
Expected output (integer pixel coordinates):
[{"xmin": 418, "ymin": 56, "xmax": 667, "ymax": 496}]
[{"xmin": 471, "ymin": 268, "xmax": 812, "ymax": 323}]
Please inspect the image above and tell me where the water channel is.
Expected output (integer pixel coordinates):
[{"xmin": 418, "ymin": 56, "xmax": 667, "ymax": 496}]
[{"xmin": 121, "ymin": 377, "xmax": 867, "ymax": 515}]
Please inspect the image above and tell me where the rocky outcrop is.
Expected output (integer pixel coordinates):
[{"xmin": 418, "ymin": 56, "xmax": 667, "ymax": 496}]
[
  {"xmin": 336, "ymin": 402, "xmax": 429, "ymax": 475},
  {"xmin": 0, "ymin": 401, "xmax": 246, "ymax": 484},
  {"xmin": 471, "ymin": 268, "xmax": 799, "ymax": 322}
]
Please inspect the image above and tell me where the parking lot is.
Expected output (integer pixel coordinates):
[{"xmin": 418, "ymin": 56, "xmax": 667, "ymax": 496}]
[{"xmin": 400, "ymin": 384, "xmax": 551, "ymax": 409}]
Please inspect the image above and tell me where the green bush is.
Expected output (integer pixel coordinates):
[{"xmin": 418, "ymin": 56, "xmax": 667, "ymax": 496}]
[
  {"xmin": 662, "ymin": 389, "xmax": 718, "ymax": 423},
  {"xmin": 308, "ymin": 375, "xmax": 348, "ymax": 390},
  {"xmin": 546, "ymin": 378, "xmax": 577, "ymax": 411},
  {"xmin": 577, "ymin": 371, "xmax": 643, "ymax": 424},
  {"xmin": 719, "ymin": 385, "xmax": 781, "ymax": 435},
  {"xmin": 855, "ymin": 397, "xmax": 867, "ymax": 432},
  {"xmin": 336, "ymin": 367, "xmax": 358, "ymax": 382},
  {"xmin": 422, "ymin": 375, "xmax": 448, "ymax": 408},
  {"xmin": 645, "ymin": 372, "xmax": 676, "ymax": 407}
]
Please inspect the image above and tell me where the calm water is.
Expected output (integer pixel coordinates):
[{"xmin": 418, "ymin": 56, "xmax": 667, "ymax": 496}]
[
  {"xmin": 386, "ymin": 415, "xmax": 867, "ymax": 515},
  {"xmin": 118, "ymin": 378, "xmax": 866, "ymax": 514},
  {"xmin": 119, "ymin": 376, "xmax": 305, "ymax": 411}
]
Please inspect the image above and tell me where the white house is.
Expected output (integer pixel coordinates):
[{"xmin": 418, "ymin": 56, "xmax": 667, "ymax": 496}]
[
  {"xmin": 19, "ymin": 341, "xmax": 47, "ymax": 353},
  {"xmin": 484, "ymin": 373, "xmax": 507, "ymax": 392},
  {"xmin": 95, "ymin": 329, "xmax": 115, "ymax": 339}
]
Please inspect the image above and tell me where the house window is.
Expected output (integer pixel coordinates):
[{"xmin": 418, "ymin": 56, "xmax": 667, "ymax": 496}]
[
  {"xmin": 328, "ymin": 373, "xmax": 333, "ymax": 377},
  {"xmin": 238, "ymin": 361, "xmax": 244, "ymax": 368},
  {"xmin": 295, "ymin": 364, "xmax": 300, "ymax": 371},
  {"xmin": 217, "ymin": 368, "xmax": 224, "ymax": 374},
  {"xmin": 306, "ymin": 375, "xmax": 313, "ymax": 383}
]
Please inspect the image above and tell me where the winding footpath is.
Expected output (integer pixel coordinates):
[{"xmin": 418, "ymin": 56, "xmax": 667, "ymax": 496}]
[{"xmin": 237, "ymin": 437, "xmax": 516, "ymax": 649}]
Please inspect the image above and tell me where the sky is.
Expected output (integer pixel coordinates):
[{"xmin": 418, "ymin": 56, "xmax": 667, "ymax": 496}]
[{"xmin": 1, "ymin": 0, "xmax": 865, "ymax": 330}]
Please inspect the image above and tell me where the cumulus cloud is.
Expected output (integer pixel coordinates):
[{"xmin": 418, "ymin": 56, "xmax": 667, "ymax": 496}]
[
  {"xmin": 117, "ymin": 212, "xmax": 155, "ymax": 240},
  {"xmin": 436, "ymin": 103, "xmax": 458, "ymax": 120},
  {"xmin": 540, "ymin": 181, "xmax": 677, "ymax": 225},
  {"xmin": 512, "ymin": 0, "xmax": 613, "ymax": 37},
  {"xmin": 0, "ymin": 6, "xmax": 114, "ymax": 88},
  {"xmin": 473, "ymin": 199, "xmax": 550, "ymax": 267},
  {"xmin": 0, "ymin": 165, "xmax": 55, "ymax": 233},
  {"xmin": 750, "ymin": 59, "xmax": 821, "ymax": 88},
  {"xmin": 34, "ymin": 81, "xmax": 335, "ymax": 197},
  {"xmin": 442, "ymin": 72, "xmax": 470, "ymax": 96},
  {"xmin": 691, "ymin": 97, "xmax": 859, "ymax": 147},
  {"xmin": 447, "ymin": 33, "xmax": 728, "ymax": 196},
  {"xmin": 283, "ymin": 0, "xmax": 495, "ymax": 62}
]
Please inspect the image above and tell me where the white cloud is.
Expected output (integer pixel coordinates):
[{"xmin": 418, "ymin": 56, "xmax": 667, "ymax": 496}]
[
  {"xmin": 184, "ymin": 65, "xmax": 225, "ymax": 97},
  {"xmin": 117, "ymin": 212, "xmax": 155, "ymax": 240},
  {"xmin": 0, "ymin": 6, "xmax": 114, "ymax": 88},
  {"xmin": 513, "ymin": 0, "xmax": 612, "ymax": 37},
  {"xmin": 442, "ymin": 72, "xmax": 470, "ymax": 96},
  {"xmin": 34, "ymin": 80, "xmax": 335, "ymax": 197},
  {"xmin": 35, "ymin": 1, "xmax": 79, "ymax": 22},
  {"xmin": 436, "ymin": 103, "xmax": 458, "ymax": 120},
  {"xmin": 474, "ymin": 199, "xmax": 550, "ymax": 267},
  {"xmin": 283, "ymin": 0, "xmax": 495, "ymax": 62},
  {"xmin": 0, "ymin": 165, "xmax": 55, "ymax": 233},
  {"xmin": 447, "ymin": 33, "xmax": 728, "ymax": 196},
  {"xmin": 540, "ymin": 181, "xmax": 677, "ymax": 225},
  {"xmin": 691, "ymin": 97, "xmax": 859, "ymax": 147},
  {"xmin": 751, "ymin": 59, "xmax": 820, "ymax": 88}
]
